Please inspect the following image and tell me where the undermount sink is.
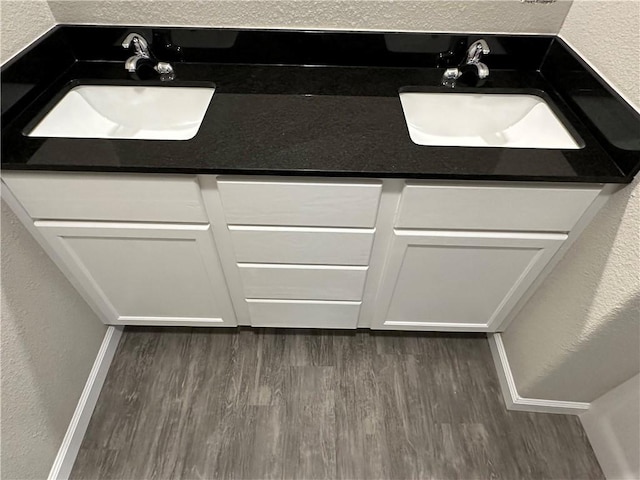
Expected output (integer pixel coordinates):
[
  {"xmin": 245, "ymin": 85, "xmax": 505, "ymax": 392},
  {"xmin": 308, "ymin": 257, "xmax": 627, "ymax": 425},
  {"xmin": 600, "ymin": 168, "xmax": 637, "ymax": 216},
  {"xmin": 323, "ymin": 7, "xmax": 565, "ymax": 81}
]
[
  {"xmin": 399, "ymin": 92, "xmax": 582, "ymax": 149},
  {"xmin": 28, "ymin": 85, "xmax": 215, "ymax": 140}
]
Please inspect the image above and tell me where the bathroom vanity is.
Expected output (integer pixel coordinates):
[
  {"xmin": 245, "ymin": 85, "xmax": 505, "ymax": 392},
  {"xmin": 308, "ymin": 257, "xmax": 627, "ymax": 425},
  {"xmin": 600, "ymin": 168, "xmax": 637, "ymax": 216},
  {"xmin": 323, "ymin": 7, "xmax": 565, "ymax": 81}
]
[{"xmin": 2, "ymin": 27, "xmax": 638, "ymax": 332}]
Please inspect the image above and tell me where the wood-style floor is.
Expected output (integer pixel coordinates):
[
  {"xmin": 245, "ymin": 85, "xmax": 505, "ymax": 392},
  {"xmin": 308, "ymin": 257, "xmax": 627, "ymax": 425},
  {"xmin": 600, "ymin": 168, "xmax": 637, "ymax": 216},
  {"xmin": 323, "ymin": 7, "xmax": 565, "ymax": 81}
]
[{"xmin": 71, "ymin": 328, "xmax": 603, "ymax": 480}]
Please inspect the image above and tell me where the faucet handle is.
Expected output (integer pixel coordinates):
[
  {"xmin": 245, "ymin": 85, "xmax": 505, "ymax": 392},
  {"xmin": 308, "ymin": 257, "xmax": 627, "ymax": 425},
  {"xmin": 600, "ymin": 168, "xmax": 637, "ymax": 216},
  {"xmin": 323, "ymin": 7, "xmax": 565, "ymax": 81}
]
[{"xmin": 155, "ymin": 62, "xmax": 174, "ymax": 75}]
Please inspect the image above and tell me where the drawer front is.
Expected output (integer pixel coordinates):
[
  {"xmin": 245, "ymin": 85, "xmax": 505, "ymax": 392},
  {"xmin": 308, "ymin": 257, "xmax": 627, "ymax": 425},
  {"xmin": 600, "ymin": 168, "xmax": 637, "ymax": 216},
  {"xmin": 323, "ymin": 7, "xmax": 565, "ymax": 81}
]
[
  {"xmin": 396, "ymin": 183, "xmax": 601, "ymax": 231},
  {"xmin": 229, "ymin": 227, "xmax": 374, "ymax": 265},
  {"xmin": 218, "ymin": 178, "xmax": 382, "ymax": 227},
  {"xmin": 2, "ymin": 172, "xmax": 208, "ymax": 223},
  {"xmin": 239, "ymin": 264, "xmax": 367, "ymax": 301},
  {"xmin": 246, "ymin": 299, "xmax": 361, "ymax": 328}
]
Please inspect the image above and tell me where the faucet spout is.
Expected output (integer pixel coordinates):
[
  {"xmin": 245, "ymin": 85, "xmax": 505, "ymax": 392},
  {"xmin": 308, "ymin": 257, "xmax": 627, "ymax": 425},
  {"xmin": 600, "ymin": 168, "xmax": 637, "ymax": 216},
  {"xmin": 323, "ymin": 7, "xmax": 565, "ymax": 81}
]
[
  {"xmin": 122, "ymin": 33, "xmax": 150, "ymax": 59},
  {"xmin": 465, "ymin": 39, "xmax": 490, "ymax": 64}
]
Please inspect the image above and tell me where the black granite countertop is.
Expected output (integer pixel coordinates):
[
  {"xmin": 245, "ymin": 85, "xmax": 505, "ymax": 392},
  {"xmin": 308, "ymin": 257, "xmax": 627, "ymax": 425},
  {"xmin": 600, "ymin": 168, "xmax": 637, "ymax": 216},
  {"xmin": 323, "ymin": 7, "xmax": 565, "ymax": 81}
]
[{"xmin": 2, "ymin": 27, "xmax": 639, "ymax": 183}]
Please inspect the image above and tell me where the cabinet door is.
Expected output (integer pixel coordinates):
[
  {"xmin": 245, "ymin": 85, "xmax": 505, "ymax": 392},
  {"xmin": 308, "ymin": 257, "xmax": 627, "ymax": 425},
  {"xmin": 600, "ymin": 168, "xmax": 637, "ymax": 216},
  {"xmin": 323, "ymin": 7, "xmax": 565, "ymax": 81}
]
[
  {"xmin": 36, "ymin": 221, "xmax": 237, "ymax": 326},
  {"xmin": 372, "ymin": 230, "xmax": 567, "ymax": 331}
]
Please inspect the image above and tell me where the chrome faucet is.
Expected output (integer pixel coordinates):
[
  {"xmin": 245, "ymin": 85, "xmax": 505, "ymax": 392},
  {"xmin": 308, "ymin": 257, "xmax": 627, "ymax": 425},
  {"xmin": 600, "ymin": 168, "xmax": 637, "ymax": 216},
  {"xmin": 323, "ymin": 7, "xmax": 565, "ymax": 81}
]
[
  {"xmin": 441, "ymin": 39, "xmax": 490, "ymax": 87},
  {"xmin": 122, "ymin": 33, "xmax": 174, "ymax": 80}
]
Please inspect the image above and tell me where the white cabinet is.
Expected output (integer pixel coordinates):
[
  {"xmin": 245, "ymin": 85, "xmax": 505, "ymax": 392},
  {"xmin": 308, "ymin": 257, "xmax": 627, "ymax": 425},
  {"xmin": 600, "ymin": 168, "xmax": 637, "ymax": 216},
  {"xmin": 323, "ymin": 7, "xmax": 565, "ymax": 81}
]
[
  {"xmin": 35, "ymin": 221, "xmax": 237, "ymax": 326},
  {"xmin": 397, "ymin": 183, "xmax": 600, "ymax": 231},
  {"xmin": 2, "ymin": 172, "xmax": 607, "ymax": 331},
  {"xmin": 218, "ymin": 177, "xmax": 381, "ymax": 227},
  {"xmin": 246, "ymin": 299, "xmax": 361, "ymax": 329},
  {"xmin": 238, "ymin": 264, "xmax": 367, "ymax": 301},
  {"xmin": 2, "ymin": 172, "xmax": 209, "ymax": 223},
  {"xmin": 228, "ymin": 226, "xmax": 374, "ymax": 265},
  {"xmin": 365, "ymin": 180, "xmax": 605, "ymax": 332},
  {"xmin": 3, "ymin": 172, "xmax": 237, "ymax": 327},
  {"xmin": 372, "ymin": 230, "xmax": 566, "ymax": 331},
  {"xmin": 217, "ymin": 177, "xmax": 382, "ymax": 328}
]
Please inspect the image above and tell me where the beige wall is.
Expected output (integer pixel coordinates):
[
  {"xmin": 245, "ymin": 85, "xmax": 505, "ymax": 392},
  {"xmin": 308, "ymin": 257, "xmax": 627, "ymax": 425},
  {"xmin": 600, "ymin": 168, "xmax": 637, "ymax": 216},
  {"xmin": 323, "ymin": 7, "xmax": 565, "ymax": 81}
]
[
  {"xmin": 1, "ymin": 3, "xmax": 107, "ymax": 479},
  {"xmin": 46, "ymin": 0, "xmax": 572, "ymax": 34},
  {"xmin": 1, "ymin": 201, "xmax": 108, "ymax": 479},
  {"xmin": 580, "ymin": 374, "xmax": 640, "ymax": 480},
  {"xmin": 560, "ymin": 0, "xmax": 640, "ymax": 109},
  {"xmin": 502, "ymin": 0, "xmax": 640, "ymax": 403},
  {"xmin": 0, "ymin": 0, "xmax": 56, "ymax": 62}
]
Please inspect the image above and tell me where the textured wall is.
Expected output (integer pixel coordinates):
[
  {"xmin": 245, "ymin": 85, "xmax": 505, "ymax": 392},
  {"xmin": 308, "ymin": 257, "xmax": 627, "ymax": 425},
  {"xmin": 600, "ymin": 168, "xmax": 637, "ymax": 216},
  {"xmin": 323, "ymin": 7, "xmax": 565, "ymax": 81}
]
[
  {"xmin": 1, "ymin": 201, "xmax": 107, "ymax": 479},
  {"xmin": 560, "ymin": 0, "xmax": 640, "ymax": 108},
  {"xmin": 502, "ymin": 0, "xmax": 640, "ymax": 403},
  {"xmin": 580, "ymin": 374, "xmax": 640, "ymax": 480},
  {"xmin": 46, "ymin": 0, "xmax": 572, "ymax": 34},
  {"xmin": 0, "ymin": 0, "xmax": 56, "ymax": 62},
  {"xmin": 1, "ymin": 3, "xmax": 104, "ymax": 478}
]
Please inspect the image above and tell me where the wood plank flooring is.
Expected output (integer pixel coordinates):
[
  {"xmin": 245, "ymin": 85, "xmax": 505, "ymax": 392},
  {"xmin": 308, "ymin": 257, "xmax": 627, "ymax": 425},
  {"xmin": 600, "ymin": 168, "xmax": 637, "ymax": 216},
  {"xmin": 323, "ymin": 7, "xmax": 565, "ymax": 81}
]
[{"xmin": 71, "ymin": 328, "xmax": 603, "ymax": 480}]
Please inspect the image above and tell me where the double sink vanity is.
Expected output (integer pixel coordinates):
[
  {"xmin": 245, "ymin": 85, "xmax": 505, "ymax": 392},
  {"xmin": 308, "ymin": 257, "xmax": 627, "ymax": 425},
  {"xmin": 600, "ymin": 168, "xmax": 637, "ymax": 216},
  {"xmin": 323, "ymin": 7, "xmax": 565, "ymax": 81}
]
[{"xmin": 2, "ymin": 27, "xmax": 639, "ymax": 332}]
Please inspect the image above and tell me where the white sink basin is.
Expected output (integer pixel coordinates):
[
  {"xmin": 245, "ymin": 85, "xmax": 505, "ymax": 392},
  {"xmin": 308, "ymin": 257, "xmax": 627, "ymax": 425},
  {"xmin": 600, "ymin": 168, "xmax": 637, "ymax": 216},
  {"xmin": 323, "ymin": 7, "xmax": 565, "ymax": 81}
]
[
  {"xmin": 399, "ymin": 92, "xmax": 581, "ymax": 149},
  {"xmin": 28, "ymin": 85, "xmax": 215, "ymax": 140}
]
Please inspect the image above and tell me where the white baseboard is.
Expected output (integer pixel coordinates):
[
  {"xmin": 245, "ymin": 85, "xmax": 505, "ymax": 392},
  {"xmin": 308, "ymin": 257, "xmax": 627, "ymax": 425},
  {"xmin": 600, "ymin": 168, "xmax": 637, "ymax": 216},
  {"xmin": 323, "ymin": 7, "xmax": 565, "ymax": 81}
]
[
  {"xmin": 48, "ymin": 326, "xmax": 124, "ymax": 480},
  {"xmin": 488, "ymin": 333, "xmax": 590, "ymax": 415}
]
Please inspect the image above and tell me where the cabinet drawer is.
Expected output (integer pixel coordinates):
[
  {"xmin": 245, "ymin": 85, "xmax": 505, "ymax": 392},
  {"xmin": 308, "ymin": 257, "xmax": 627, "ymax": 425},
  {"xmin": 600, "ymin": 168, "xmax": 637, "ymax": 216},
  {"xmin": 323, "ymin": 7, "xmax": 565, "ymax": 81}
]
[
  {"xmin": 396, "ymin": 183, "xmax": 601, "ymax": 231},
  {"xmin": 246, "ymin": 299, "xmax": 360, "ymax": 328},
  {"xmin": 229, "ymin": 226, "xmax": 374, "ymax": 265},
  {"xmin": 239, "ymin": 264, "xmax": 367, "ymax": 301},
  {"xmin": 2, "ymin": 172, "xmax": 208, "ymax": 223},
  {"xmin": 218, "ymin": 178, "xmax": 382, "ymax": 227}
]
